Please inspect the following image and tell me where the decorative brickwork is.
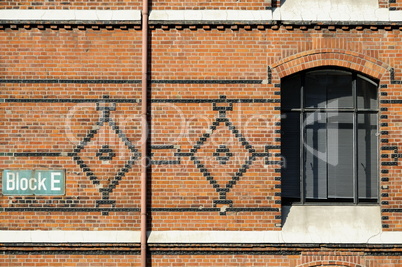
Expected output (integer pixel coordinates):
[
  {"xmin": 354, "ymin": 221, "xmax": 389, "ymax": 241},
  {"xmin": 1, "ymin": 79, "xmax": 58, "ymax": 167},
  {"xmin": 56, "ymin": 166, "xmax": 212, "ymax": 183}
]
[
  {"xmin": 1, "ymin": 25, "xmax": 401, "ymax": 231},
  {"xmin": 271, "ymin": 49, "xmax": 391, "ymax": 81},
  {"xmin": 390, "ymin": 0, "xmax": 402, "ymax": 10},
  {"xmin": 1, "ymin": 0, "xmax": 402, "ymax": 265}
]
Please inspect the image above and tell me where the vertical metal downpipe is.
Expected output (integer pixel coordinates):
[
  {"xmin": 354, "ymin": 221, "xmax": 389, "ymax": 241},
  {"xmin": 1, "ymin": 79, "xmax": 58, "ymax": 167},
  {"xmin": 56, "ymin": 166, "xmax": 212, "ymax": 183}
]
[{"xmin": 140, "ymin": 0, "xmax": 149, "ymax": 265}]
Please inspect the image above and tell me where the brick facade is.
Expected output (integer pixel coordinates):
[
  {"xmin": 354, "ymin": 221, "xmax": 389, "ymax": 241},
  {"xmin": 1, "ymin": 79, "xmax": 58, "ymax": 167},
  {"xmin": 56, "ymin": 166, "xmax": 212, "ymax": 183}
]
[
  {"xmin": 4, "ymin": 0, "xmax": 402, "ymax": 10},
  {"xmin": 1, "ymin": 251, "xmax": 402, "ymax": 266},
  {"xmin": 390, "ymin": 0, "xmax": 402, "ymax": 10},
  {"xmin": 1, "ymin": 0, "xmax": 400, "ymax": 10},
  {"xmin": 1, "ymin": 0, "xmax": 402, "ymax": 266},
  {"xmin": 0, "ymin": 0, "xmax": 271, "ymax": 10}
]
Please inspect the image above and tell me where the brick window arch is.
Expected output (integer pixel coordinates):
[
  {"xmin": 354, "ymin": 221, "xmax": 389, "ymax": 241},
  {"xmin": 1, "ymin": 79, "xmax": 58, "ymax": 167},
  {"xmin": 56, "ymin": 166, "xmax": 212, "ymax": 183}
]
[
  {"xmin": 271, "ymin": 49, "xmax": 390, "ymax": 83},
  {"xmin": 296, "ymin": 261, "xmax": 364, "ymax": 267}
]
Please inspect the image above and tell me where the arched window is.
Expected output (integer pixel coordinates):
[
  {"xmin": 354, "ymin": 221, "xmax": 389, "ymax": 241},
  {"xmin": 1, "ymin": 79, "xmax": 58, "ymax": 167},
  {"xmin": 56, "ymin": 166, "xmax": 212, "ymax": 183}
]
[{"xmin": 281, "ymin": 68, "xmax": 378, "ymax": 204}]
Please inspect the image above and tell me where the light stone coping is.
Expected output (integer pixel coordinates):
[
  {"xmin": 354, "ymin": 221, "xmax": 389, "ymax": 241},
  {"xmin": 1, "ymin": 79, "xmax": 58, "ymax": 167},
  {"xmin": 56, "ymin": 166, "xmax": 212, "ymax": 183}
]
[
  {"xmin": 3, "ymin": 206, "xmax": 398, "ymax": 244},
  {"xmin": 0, "ymin": 206, "xmax": 400, "ymax": 244},
  {"xmin": 0, "ymin": 9, "xmax": 400, "ymax": 23},
  {"xmin": 0, "ymin": 9, "xmax": 141, "ymax": 21},
  {"xmin": 280, "ymin": 206, "xmax": 383, "ymax": 244},
  {"xmin": 149, "ymin": 230, "xmax": 402, "ymax": 244},
  {"xmin": 0, "ymin": 230, "xmax": 140, "ymax": 243},
  {"xmin": 390, "ymin": 11, "xmax": 402, "ymax": 21},
  {"xmin": 1, "ymin": 230, "xmax": 402, "ymax": 244},
  {"xmin": 274, "ymin": 0, "xmax": 396, "ymax": 22},
  {"xmin": 273, "ymin": 7, "xmax": 394, "ymax": 22},
  {"xmin": 148, "ymin": 231, "xmax": 283, "ymax": 243}
]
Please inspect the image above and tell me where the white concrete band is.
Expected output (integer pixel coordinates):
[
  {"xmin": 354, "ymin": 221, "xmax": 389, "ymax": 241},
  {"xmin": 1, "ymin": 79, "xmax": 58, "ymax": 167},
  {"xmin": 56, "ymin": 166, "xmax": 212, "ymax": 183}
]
[
  {"xmin": 273, "ymin": 0, "xmax": 402, "ymax": 22},
  {"xmin": 2, "ymin": 206, "xmax": 397, "ymax": 244},
  {"xmin": 149, "ymin": 230, "xmax": 402, "ymax": 244},
  {"xmin": 0, "ymin": 10, "xmax": 141, "ymax": 21},
  {"xmin": 0, "ymin": 230, "xmax": 140, "ymax": 243},
  {"xmin": 0, "ymin": 8, "xmax": 400, "ymax": 23},
  {"xmin": 1, "ymin": 230, "xmax": 402, "ymax": 244}
]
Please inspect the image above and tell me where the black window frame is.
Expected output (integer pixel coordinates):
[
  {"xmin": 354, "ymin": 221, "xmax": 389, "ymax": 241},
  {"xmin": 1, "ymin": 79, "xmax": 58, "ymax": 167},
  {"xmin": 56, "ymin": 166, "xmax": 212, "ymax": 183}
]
[{"xmin": 281, "ymin": 68, "xmax": 379, "ymax": 205}]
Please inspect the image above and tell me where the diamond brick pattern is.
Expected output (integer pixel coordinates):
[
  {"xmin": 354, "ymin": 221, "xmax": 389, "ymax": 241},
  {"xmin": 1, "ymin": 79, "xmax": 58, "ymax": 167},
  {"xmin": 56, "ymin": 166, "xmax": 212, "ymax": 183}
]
[{"xmin": 72, "ymin": 101, "xmax": 139, "ymax": 207}]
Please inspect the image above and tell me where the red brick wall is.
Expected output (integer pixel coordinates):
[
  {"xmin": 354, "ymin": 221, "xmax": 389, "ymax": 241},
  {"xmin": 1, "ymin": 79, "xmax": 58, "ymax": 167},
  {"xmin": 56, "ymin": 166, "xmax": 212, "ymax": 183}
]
[
  {"xmin": 0, "ymin": 27, "xmax": 143, "ymax": 230},
  {"xmin": 0, "ymin": 0, "xmax": 270, "ymax": 10},
  {"xmin": 3, "ymin": 0, "xmax": 401, "ymax": 10},
  {"xmin": 151, "ymin": 0, "xmax": 270, "ymax": 10},
  {"xmin": 379, "ymin": 0, "xmax": 389, "ymax": 8},
  {"xmin": 1, "ymin": 29, "xmax": 142, "ymax": 80},
  {"xmin": 1, "ymin": 24, "xmax": 402, "ymax": 230},
  {"xmin": 1, "ymin": 6, "xmax": 402, "ymax": 265},
  {"xmin": 390, "ymin": 0, "xmax": 402, "ymax": 9},
  {"xmin": 0, "ymin": 0, "xmax": 142, "ymax": 10},
  {"xmin": 1, "ymin": 25, "xmax": 402, "ymax": 231},
  {"xmin": 1, "ymin": 251, "xmax": 402, "ymax": 266}
]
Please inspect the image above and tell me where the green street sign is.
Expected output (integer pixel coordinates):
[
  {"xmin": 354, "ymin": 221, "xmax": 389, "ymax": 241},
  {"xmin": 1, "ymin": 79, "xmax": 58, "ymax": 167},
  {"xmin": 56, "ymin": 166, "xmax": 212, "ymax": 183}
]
[{"xmin": 2, "ymin": 170, "xmax": 65, "ymax": 196}]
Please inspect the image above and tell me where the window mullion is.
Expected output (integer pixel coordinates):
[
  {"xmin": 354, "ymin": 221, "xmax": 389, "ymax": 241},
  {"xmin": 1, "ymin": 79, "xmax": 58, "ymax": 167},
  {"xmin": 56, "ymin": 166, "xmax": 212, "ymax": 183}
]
[
  {"xmin": 300, "ymin": 75, "xmax": 305, "ymax": 204},
  {"xmin": 353, "ymin": 73, "xmax": 359, "ymax": 204}
]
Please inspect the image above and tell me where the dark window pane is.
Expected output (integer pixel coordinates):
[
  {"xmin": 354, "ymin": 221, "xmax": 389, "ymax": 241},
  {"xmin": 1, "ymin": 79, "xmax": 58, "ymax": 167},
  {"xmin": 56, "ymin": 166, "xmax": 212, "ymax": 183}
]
[
  {"xmin": 281, "ymin": 112, "xmax": 301, "ymax": 199},
  {"xmin": 305, "ymin": 70, "xmax": 353, "ymax": 109},
  {"xmin": 358, "ymin": 113, "xmax": 378, "ymax": 199},
  {"xmin": 281, "ymin": 73, "xmax": 301, "ymax": 109},
  {"xmin": 305, "ymin": 72, "xmax": 327, "ymax": 108},
  {"xmin": 357, "ymin": 75, "xmax": 378, "ymax": 110},
  {"xmin": 304, "ymin": 112, "xmax": 327, "ymax": 199},
  {"xmin": 327, "ymin": 112, "xmax": 354, "ymax": 199},
  {"xmin": 327, "ymin": 72, "xmax": 353, "ymax": 108}
]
